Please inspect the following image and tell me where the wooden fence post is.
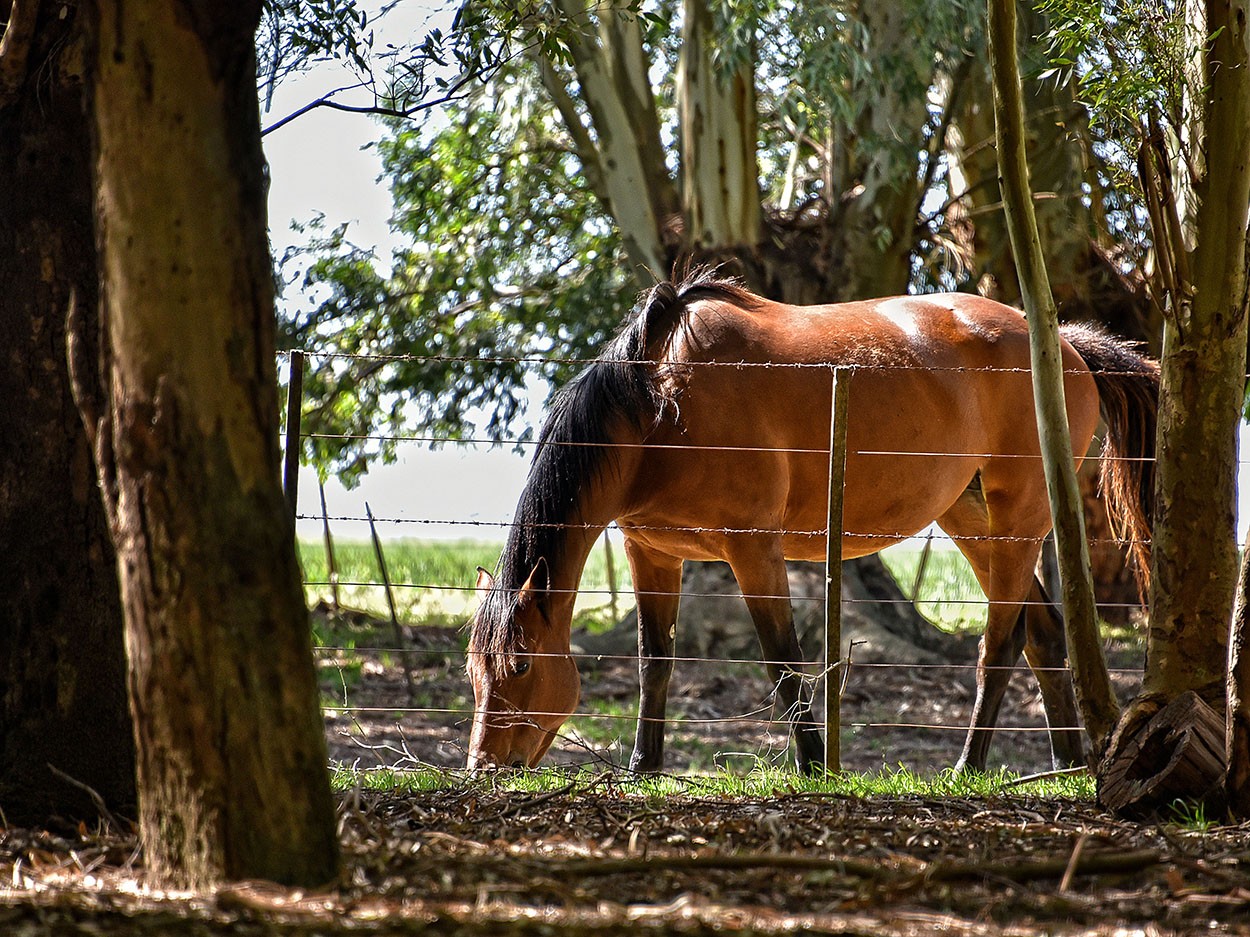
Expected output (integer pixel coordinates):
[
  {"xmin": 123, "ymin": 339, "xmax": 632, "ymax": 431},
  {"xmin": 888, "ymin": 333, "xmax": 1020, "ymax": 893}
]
[
  {"xmin": 283, "ymin": 350, "xmax": 305, "ymax": 521},
  {"xmin": 319, "ymin": 481, "xmax": 341, "ymax": 613},
  {"xmin": 603, "ymin": 529, "xmax": 619, "ymax": 624},
  {"xmin": 824, "ymin": 367, "xmax": 851, "ymax": 774},
  {"xmin": 366, "ymin": 502, "xmax": 416, "ymax": 705}
]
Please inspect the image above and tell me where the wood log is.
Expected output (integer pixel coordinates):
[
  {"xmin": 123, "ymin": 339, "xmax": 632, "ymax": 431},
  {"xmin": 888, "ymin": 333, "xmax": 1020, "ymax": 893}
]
[{"xmin": 1097, "ymin": 690, "xmax": 1226, "ymax": 818}]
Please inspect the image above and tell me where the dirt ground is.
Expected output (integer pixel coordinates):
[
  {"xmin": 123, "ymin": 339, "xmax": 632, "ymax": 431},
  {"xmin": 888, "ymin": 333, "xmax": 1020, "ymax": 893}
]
[
  {"xmin": 7, "ymin": 627, "xmax": 1250, "ymax": 935},
  {"xmin": 320, "ymin": 623, "xmax": 1142, "ymax": 776},
  {"xmin": 4, "ymin": 779, "xmax": 1250, "ymax": 935}
]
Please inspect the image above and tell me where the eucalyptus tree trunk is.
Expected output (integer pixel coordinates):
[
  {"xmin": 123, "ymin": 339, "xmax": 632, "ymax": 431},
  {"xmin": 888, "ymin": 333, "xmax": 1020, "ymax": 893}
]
[
  {"xmin": 1147, "ymin": 0, "xmax": 1250, "ymax": 720},
  {"xmin": 1183, "ymin": 0, "xmax": 1250, "ymax": 817},
  {"xmin": 1090, "ymin": 0, "xmax": 1250, "ymax": 813},
  {"xmin": 677, "ymin": 0, "xmax": 761, "ymax": 250},
  {"xmin": 539, "ymin": 0, "xmax": 678, "ymax": 278},
  {"xmin": 78, "ymin": 0, "xmax": 337, "ymax": 887},
  {"xmin": 830, "ymin": 0, "xmax": 935, "ymax": 299},
  {"xmin": 986, "ymin": 0, "xmax": 1119, "ymax": 753},
  {"xmin": 0, "ymin": 0, "xmax": 134, "ymax": 824}
]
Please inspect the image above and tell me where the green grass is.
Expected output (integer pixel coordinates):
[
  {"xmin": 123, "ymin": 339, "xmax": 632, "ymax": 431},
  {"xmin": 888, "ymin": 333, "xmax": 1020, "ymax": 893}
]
[
  {"xmin": 330, "ymin": 762, "xmax": 1095, "ymax": 801},
  {"xmin": 299, "ymin": 537, "xmax": 635, "ymax": 630},
  {"xmin": 880, "ymin": 543, "xmax": 986, "ymax": 633}
]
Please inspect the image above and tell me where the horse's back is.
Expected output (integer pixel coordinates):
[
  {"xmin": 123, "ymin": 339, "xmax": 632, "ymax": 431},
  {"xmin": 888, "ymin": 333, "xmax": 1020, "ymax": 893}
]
[{"xmin": 616, "ymin": 290, "xmax": 1099, "ymax": 562}]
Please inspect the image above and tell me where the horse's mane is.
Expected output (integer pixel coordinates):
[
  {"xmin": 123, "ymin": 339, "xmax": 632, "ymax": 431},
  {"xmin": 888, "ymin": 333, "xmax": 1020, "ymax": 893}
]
[{"xmin": 470, "ymin": 268, "xmax": 756, "ymax": 666}]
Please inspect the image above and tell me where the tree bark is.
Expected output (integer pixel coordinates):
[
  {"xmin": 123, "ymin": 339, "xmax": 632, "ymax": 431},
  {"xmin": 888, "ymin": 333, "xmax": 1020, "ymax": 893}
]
[
  {"xmin": 1099, "ymin": 690, "xmax": 1225, "ymax": 817},
  {"xmin": 1097, "ymin": 0, "xmax": 1250, "ymax": 814},
  {"xmin": 1146, "ymin": 0, "xmax": 1250, "ymax": 709},
  {"xmin": 80, "ymin": 0, "xmax": 337, "ymax": 886},
  {"xmin": 0, "ymin": 0, "xmax": 134, "ymax": 825},
  {"xmin": 987, "ymin": 0, "xmax": 1119, "ymax": 750},
  {"xmin": 677, "ymin": 0, "xmax": 761, "ymax": 250},
  {"xmin": 541, "ymin": 0, "xmax": 678, "ymax": 279}
]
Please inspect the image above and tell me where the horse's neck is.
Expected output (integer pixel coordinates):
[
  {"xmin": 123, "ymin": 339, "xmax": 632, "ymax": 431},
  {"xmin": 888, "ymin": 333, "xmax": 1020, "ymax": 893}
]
[
  {"xmin": 537, "ymin": 482, "xmax": 626, "ymax": 629},
  {"xmin": 545, "ymin": 522, "xmax": 606, "ymax": 623}
]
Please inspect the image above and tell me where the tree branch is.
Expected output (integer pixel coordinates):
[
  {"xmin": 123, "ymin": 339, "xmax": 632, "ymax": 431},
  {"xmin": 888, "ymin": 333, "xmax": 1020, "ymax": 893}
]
[{"xmin": 263, "ymin": 78, "xmax": 476, "ymax": 136}]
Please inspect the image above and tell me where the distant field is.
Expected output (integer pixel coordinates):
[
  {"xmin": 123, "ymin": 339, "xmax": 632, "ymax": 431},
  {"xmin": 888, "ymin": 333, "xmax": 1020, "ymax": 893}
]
[
  {"xmin": 297, "ymin": 538, "xmax": 986, "ymax": 633},
  {"xmin": 298, "ymin": 536, "xmax": 633, "ymax": 630}
]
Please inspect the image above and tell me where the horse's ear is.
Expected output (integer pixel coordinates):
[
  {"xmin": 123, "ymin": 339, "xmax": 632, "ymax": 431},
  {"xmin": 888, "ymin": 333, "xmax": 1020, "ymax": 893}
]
[
  {"xmin": 517, "ymin": 557, "xmax": 550, "ymax": 608},
  {"xmin": 475, "ymin": 566, "xmax": 495, "ymax": 593}
]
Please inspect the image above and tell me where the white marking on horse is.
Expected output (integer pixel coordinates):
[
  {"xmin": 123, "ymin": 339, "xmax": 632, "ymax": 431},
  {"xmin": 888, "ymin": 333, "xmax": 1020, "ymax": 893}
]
[{"xmin": 875, "ymin": 298, "xmax": 925, "ymax": 338}]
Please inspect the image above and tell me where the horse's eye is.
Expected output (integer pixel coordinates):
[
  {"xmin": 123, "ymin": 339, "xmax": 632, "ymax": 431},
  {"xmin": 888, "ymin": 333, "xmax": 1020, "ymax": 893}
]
[{"xmin": 512, "ymin": 658, "xmax": 531, "ymax": 677}]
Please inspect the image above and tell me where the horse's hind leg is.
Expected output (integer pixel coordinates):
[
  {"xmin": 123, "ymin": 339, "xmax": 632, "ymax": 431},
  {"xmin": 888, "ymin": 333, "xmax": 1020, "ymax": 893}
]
[
  {"xmin": 954, "ymin": 573, "xmax": 1084, "ymax": 772},
  {"xmin": 623, "ymin": 540, "xmax": 683, "ymax": 773},
  {"xmin": 725, "ymin": 537, "xmax": 824, "ymax": 775},
  {"xmin": 1022, "ymin": 576, "xmax": 1085, "ymax": 768},
  {"xmin": 939, "ymin": 490, "xmax": 1043, "ymax": 773}
]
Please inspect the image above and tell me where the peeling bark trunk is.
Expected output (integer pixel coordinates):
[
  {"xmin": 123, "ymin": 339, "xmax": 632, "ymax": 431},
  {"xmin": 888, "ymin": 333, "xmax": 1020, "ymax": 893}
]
[
  {"xmin": 677, "ymin": 0, "xmax": 761, "ymax": 250},
  {"xmin": 544, "ymin": 0, "xmax": 677, "ymax": 279},
  {"xmin": 1097, "ymin": 0, "xmax": 1250, "ymax": 814},
  {"xmin": 1146, "ymin": 0, "xmax": 1250, "ymax": 711},
  {"xmin": 81, "ymin": 0, "xmax": 337, "ymax": 887},
  {"xmin": 0, "ymin": 0, "xmax": 134, "ymax": 824}
]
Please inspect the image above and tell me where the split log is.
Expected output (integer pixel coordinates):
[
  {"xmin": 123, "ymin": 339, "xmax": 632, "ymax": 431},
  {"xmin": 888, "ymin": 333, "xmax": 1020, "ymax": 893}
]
[{"xmin": 1097, "ymin": 690, "xmax": 1226, "ymax": 818}]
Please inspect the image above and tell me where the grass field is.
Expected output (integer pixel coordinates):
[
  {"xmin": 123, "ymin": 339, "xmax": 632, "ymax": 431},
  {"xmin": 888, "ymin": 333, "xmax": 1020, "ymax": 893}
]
[
  {"xmin": 299, "ymin": 536, "xmax": 635, "ymax": 632},
  {"xmin": 328, "ymin": 761, "xmax": 1097, "ymax": 801},
  {"xmin": 298, "ymin": 537, "xmax": 988, "ymax": 634}
]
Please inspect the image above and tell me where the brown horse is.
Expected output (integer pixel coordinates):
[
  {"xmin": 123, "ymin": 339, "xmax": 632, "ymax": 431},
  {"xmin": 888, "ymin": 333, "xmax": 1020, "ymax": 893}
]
[{"xmin": 466, "ymin": 270, "xmax": 1158, "ymax": 774}]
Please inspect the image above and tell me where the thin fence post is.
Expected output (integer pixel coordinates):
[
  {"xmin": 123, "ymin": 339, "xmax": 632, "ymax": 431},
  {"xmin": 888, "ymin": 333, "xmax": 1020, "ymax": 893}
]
[
  {"xmin": 824, "ymin": 366, "xmax": 851, "ymax": 774},
  {"xmin": 366, "ymin": 501, "xmax": 416, "ymax": 705},
  {"xmin": 910, "ymin": 530, "xmax": 934, "ymax": 603},
  {"xmin": 319, "ymin": 480, "xmax": 341, "ymax": 614},
  {"xmin": 283, "ymin": 350, "xmax": 305, "ymax": 521},
  {"xmin": 603, "ymin": 529, "xmax": 619, "ymax": 624}
]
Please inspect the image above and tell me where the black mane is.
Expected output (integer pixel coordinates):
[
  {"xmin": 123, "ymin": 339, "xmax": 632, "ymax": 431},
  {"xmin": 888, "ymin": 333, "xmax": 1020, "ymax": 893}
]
[{"xmin": 470, "ymin": 268, "xmax": 755, "ymax": 667}]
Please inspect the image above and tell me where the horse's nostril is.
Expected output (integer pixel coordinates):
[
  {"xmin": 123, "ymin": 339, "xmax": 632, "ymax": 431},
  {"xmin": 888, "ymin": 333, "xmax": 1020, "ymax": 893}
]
[{"xmin": 511, "ymin": 760, "xmax": 525, "ymax": 769}]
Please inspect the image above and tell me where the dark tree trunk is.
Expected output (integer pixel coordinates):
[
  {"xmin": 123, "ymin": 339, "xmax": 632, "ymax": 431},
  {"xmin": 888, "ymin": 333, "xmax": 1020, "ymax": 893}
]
[
  {"xmin": 0, "ymin": 0, "xmax": 134, "ymax": 824},
  {"xmin": 77, "ymin": 0, "xmax": 338, "ymax": 887}
]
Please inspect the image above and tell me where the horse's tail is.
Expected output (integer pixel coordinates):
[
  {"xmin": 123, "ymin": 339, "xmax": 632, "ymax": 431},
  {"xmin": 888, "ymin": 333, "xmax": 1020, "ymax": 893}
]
[{"xmin": 1060, "ymin": 323, "xmax": 1160, "ymax": 595}]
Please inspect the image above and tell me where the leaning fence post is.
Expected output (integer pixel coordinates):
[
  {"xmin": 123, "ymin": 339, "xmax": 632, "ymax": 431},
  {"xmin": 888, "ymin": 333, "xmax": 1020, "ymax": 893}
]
[
  {"xmin": 319, "ymin": 480, "xmax": 341, "ymax": 614},
  {"xmin": 603, "ymin": 529, "xmax": 619, "ymax": 624},
  {"xmin": 283, "ymin": 350, "xmax": 305, "ymax": 521},
  {"xmin": 366, "ymin": 502, "xmax": 417, "ymax": 705},
  {"xmin": 824, "ymin": 366, "xmax": 851, "ymax": 774}
]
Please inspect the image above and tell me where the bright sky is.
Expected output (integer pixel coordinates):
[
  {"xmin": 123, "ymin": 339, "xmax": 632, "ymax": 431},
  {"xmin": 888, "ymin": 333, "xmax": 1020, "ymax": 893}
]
[
  {"xmin": 260, "ymin": 3, "xmax": 1250, "ymax": 549},
  {"xmin": 261, "ymin": 3, "xmax": 531, "ymax": 543}
]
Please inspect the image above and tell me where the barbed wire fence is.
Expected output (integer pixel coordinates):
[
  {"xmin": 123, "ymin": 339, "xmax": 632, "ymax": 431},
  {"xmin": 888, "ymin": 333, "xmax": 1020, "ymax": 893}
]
[{"xmin": 278, "ymin": 349, "xmax": 1171, "ymax": 776}]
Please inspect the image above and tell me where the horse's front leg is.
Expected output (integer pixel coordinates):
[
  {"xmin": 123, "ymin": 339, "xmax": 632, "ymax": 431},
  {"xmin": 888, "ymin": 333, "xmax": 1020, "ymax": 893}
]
[
  {"xmin": 726, "ymin": 538, "xmax": 824, "ymax": 776},
  {"xmin": 623, "ymin": 541, "xmax": 683, "ymax": 773}
]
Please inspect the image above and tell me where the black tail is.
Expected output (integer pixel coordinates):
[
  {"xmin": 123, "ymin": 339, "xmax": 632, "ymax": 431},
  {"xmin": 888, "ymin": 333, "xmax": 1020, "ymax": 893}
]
[{"xmin": 1060, "ymin": 323, "xmax": 1160, "ymax": 595}]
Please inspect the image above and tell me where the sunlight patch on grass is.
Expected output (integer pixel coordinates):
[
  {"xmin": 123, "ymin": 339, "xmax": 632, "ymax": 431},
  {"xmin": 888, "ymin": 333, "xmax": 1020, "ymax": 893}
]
[{"xmin": 330, "ymin": 762, "xmax": 1095, "ymax": 801}]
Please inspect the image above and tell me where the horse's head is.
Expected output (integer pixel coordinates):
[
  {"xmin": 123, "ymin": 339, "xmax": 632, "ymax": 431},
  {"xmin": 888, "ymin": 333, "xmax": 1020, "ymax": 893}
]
[{"xmin": 465, "ymin": 559, "xmax": 580, "ymax": 769}]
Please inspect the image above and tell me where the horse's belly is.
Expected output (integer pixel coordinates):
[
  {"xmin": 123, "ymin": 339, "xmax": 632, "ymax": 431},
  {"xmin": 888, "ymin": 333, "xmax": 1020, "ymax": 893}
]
[{"xmin": 618, "ymin": 446, "xmax": 978, "ymax": 565}]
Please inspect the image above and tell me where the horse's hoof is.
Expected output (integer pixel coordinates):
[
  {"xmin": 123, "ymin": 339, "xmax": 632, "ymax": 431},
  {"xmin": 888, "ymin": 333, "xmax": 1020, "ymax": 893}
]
[
  {"xmin": 796, "ymin": 757, "xmax": 826, "ymax": 778},
  {"xmin": 627, "ymin": 755, "xmax": 663, "ymax": 774},
  {"xmin": 951, "ymin": 758, "xmax": 986, "ymax": 776}
]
